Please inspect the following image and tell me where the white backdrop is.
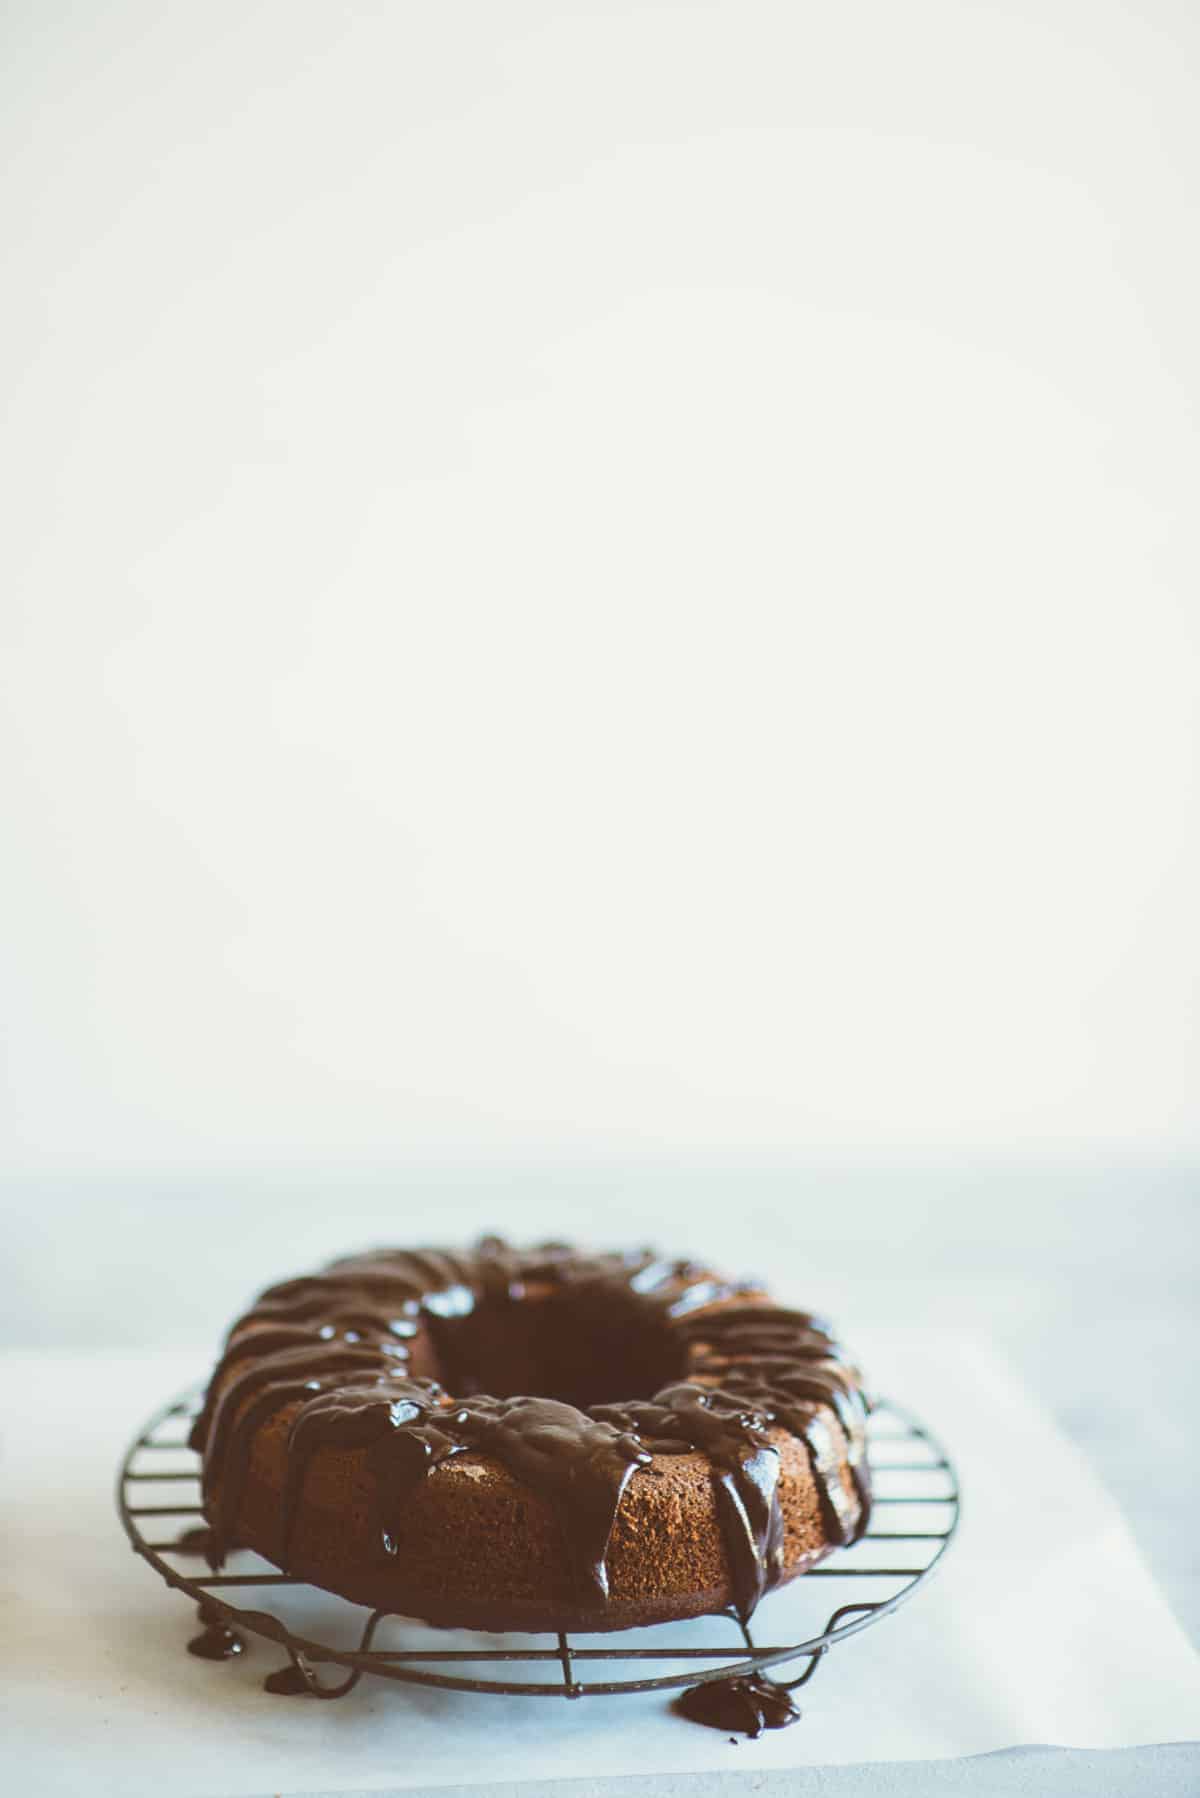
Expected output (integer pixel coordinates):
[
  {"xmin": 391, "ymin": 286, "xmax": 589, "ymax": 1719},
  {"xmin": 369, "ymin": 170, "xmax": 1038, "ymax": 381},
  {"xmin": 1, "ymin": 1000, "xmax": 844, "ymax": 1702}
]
[{"xmin": 2, "ymin": 0, "xmax": 1198, "ymax": 1176}]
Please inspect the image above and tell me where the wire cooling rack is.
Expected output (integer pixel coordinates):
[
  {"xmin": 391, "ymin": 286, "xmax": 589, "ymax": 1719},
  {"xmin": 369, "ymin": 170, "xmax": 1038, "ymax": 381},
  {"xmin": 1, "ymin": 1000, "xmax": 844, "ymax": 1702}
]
[{"xmin": 116, "ymin": 1388, "xmax": 959, "ymax": 1704}]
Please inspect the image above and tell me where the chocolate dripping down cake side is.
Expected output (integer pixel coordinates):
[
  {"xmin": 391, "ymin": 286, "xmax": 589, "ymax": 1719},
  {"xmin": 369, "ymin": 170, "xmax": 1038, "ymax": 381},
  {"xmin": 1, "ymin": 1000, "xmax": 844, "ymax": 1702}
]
[{"xmin": 189, "ymin": 1239, "xmax": 872, "ymax": 1633}]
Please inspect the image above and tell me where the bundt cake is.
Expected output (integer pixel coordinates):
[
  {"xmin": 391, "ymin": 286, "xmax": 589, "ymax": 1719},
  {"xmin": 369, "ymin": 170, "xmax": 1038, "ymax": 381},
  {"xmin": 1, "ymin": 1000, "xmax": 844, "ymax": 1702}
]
[{"xmin": 189, "ymin": 1239, "xmax": 871, "ymax": 1632}]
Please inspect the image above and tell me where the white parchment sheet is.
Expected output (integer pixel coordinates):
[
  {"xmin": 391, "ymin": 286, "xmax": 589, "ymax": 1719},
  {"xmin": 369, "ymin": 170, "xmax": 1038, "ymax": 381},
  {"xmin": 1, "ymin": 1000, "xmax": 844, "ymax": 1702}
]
[{"xmin": 2, "ymin": 1330, "xmax": 1198, "ymax": 1795}]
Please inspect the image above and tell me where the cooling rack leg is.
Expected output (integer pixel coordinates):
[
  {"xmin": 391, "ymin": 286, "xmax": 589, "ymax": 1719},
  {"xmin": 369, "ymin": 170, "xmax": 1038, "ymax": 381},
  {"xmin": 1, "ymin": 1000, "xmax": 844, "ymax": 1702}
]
[
  {"xmin": 557, "ymin": 1633, "xmax": 582, "ymax": 1698},
  {"xmin": 772, "ymin": 1647, "xmax": 825, "ymax": 1691},
  {"xmin": 264, "ymin": 1652, "xmax": 318, "ymax": 1697},
  {"xmin": 737, "ymin": 1610, "xmax": 825, "ymax": 1693},
  {"xmin": 263, "ymin": 1651, "xmax": 366, "ymax": 1700},
  {"xmin": 264, "ymin": 1609, "xmax": 385, "ymax": 1699}
]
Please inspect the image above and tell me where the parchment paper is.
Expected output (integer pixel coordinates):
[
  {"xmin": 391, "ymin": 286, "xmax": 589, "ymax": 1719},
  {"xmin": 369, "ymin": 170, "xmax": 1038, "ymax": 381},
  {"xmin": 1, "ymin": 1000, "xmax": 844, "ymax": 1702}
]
[{"xmin": 2, "ymin": 1330, "xmax": 1197, "ymax": 1794}]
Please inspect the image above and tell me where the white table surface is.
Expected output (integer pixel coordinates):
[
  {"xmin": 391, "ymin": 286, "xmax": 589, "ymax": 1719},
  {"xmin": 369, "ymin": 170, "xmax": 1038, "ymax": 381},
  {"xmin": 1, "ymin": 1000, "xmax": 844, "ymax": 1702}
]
[{"xmin": 4, "ymin": 1159, "xmax": 1198, "ymax": 1793}]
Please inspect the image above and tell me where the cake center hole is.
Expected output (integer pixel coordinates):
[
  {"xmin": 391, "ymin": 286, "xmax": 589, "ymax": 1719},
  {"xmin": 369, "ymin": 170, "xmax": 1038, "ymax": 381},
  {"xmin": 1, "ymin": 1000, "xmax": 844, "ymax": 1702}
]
[{"xmin": 422, "ymin": 1289, "xmax": 688, "ymax": 1409}]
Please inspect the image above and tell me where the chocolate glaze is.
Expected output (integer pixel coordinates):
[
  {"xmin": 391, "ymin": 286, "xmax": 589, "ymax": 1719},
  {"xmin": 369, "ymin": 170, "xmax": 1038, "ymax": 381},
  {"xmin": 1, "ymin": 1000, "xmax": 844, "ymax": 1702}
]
[
  {"xmin": 174, "ymin": 1524, "xmax": 214, "ymax": 1556},
  {"xmin": 673, "ymin": 1673, "xmax": 802, "ymax": 1736},
  {"xmin": 187, "ymin": 1623, "xmax": 245, "ymax": 1661},
  {"xmin": 191, "ymin": 1241, "xmax": 870, "ymax": 1623}
]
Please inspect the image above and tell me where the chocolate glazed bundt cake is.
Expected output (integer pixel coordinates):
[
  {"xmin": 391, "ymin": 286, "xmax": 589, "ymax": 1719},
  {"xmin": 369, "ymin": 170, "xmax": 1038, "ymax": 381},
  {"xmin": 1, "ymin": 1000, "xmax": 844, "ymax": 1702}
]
[{"xmin": 190, "ymin": 1240, "xmax": 872, "ymax": 1632}]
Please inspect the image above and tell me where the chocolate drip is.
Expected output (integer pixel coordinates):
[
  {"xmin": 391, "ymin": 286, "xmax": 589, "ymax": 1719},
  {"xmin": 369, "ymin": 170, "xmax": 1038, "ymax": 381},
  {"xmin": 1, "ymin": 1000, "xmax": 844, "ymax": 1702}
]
[
  {"xmin": 187, "ymin": 1622, "xmax": 245, "ymax": 1661},
  {"xmin": 673, "ymin": 1673, "xmax": 802, "ymax": 1736},
  {"xmin": 593, "ymin": 1385, "xmax": 783, "ymax": 1621},
  {"xmin": 192, "ymin": 1239, "xmax": 870, "ymax": 1623},
  {"xmin": 678, "ymin": 1303, "xmax": 872, "ymax": 1545},
  {"xmin": 279, "ymin": 1381, "xmax": 649, "ymax": 1605},
  {"xmin": 200, "ymin": 1340, "xmax": 388, "ymax": 1567},
  {"xmin": 278, "ymin": 1377, "xmax": 463, "ymax": 1567}
]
